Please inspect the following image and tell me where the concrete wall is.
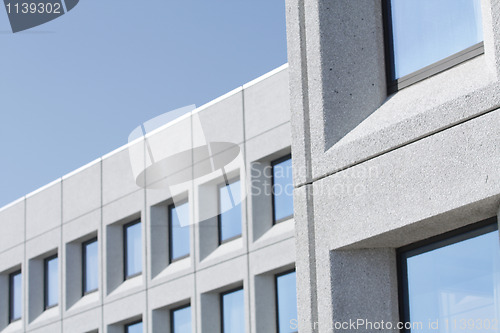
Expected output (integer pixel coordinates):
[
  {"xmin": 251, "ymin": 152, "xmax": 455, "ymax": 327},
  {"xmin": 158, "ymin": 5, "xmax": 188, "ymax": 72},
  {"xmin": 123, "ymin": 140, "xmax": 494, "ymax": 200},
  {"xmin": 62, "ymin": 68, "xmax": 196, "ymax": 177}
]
[
  {"xmin": 0, "ymin": 65, "xmax": 295, "ymax": 333},
  {"xmin": 286, "ymin": 0, "xmax": 500, "ymax": 331}
]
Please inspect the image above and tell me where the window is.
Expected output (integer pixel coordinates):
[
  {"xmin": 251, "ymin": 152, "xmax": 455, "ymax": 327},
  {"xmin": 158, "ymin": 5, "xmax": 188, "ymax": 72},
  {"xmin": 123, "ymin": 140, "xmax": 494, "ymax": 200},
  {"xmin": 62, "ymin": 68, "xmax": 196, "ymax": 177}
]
[
  {"xmin": 171, "ymin": 305, "xmax": 191, "ymax": 333},
  {"xmin": 399, "ymin": 218, "xmax": 499, "ymax": 332},
  {"xmin": 124, "ymin": 220, "xmax": 142, "ymax": 279},
  {"xmin": 9, "ymin": 270, "xmax": 21, "ymax": 322},
  {"xmin": 218, "ymin": 179, "xmax": 242, "ymax": 243},
  {"xmin": 221, "ymin": 288, "xmax": 245, "ymax": 333},
  {"xmin": 82, "ymin": 238, "xmax": 98, "ymax": 295},
  {"xmin": 169, "ymin": 201, "xmax": 190, "ymax": 262},
  {"xmin": 125, "ymin": 320, "xmax": 143, "ymax": 333},
  {"xmin": 44, "ymin": 255, "xmax": 58, "ymax": 309},
  {"xmin": 385, "ymin": 0, "xmax": 484, "ymax": 91},
  {"xmin": 272, "ymin": 155, "xmax": 293, "ymax": 223},
  {"xmin": 276, "ymin": 271, "xmax": 297, "ymax": 333}
]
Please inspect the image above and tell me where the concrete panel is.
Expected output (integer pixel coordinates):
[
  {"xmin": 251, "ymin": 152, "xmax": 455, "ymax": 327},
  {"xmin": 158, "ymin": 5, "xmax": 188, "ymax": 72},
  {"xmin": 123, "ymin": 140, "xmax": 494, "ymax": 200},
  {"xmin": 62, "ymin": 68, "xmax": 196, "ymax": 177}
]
[
  {"xmin": 26, "ymin": 181, "xmax": 61, "ymax": 240},
  {"xmin": 0, "ymin": 199, "xmax": 25, "ymax": 254},
  {"xmin": 196, "ymin": 255, "xmax": 247, "ymax": 294},
  {"xmin": 28, "ymin": 320, "xmax": 61, "ymax": 333},
  {"xmin": 313, "ymin": 108, "xmax": 500, "ymax": 252},
  {"xmin": 0, "ymin": 245, "xmax": 23, "ymax": 331},
  {"xmin": 62, "ymin": 160, "xmax": 101, "ymax": 223},
  {"xmin": 102, "ymin": 144, "xmax": 143, "ymax": 206},
  {"xmin": 103, "ymin": 292, "xmax": 145, "ymax": 330},
  {"xmin": 325, "ymin": 249, "xmax": 399, "ymax": 333},
  {"xmin": 249, "ymin": 238, "xmax": 295, "ymax": 276},
  {"xmin": 62, "ymin": 307, "xmax": 100, "ymax": 333},
  {"xmin": 243, "ymin": 68, "xmax": 290, "ymax": 140}
]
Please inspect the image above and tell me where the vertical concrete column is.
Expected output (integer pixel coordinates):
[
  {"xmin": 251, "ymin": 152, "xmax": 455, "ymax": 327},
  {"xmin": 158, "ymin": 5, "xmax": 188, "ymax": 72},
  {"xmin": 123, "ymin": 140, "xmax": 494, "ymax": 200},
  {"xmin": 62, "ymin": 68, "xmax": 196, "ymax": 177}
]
[{"xmin": 329, "ymin": 248, "xmax": 400, "ymax": 333}]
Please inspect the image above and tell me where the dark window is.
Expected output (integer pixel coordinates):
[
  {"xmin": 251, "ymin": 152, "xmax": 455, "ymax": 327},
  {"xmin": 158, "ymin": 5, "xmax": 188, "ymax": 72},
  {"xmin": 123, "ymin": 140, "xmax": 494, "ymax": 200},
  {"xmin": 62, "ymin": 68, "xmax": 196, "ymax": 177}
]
[
  {"xmin": 124, "ymin": 220, "xmax": 142, "ymax": 279},
  {"xmin": 272, "ymin": 155, "xmax": 294, "ymax": 223},
  {"xmin": 398, "ymin": 218, "xmax": 499, "ymax": 332},
  {"xmin": 169, "ymin": 201, "xmax": 190, "ymax": 262},
  {"xmin": 9, "ymin": 270, "xmax": 21, "ymax": 322},
  {"xmin": 276, "ymin": 271, "xmax": 297, "ymax": 333},
  {"xmin": 44, "ymin": 255, "xmax": 58, "ymax": 309},
  {"xmin": 82, "ymin": 238, "xmax": 98, "ymax": 295},
  {"xmin": 221, "ymin": 288, "xmax": 245, "ymax": 333},
  {"xmin": 125, "ymin": 320, "xmax": 143, "ymax": 333},
  {"xmin": 385, "ymin": 0, "xmax": 484, "ymax": 91},
  {"xmin": 218, "ymin": 179, "xmax": 242, "ymax": 244},
  {"xmin": 171, "ymin": 304, "xmax": 191, "ymax": 333}
]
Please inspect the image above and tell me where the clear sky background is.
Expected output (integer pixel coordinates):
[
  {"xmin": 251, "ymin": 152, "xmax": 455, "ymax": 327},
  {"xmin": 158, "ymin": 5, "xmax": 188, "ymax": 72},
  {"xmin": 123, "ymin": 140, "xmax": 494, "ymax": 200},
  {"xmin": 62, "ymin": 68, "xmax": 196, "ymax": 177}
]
[{"xmin": 0, "ymin": 1, "xmax": 288, "ymax": 207}]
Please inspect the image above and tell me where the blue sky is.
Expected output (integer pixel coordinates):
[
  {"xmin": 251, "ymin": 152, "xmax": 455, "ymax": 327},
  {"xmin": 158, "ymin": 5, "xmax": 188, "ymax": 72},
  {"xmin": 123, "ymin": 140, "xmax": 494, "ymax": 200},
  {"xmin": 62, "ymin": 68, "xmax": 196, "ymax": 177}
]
[{"xmin": 0, "ymin": 1, "xmax": 287, "ymax": 207}]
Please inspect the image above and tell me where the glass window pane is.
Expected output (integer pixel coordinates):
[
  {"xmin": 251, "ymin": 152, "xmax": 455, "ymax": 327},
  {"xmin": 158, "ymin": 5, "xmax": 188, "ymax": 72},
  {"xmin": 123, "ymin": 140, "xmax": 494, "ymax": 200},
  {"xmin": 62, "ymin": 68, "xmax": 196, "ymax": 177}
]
[
  {"xmin": 390, "ymin": 0, "xmax": 483, "ymax": 79},
  {"xmin": 125, "ymin": 221, "xmax": 142, "ymax": 278},
  {"xmin": 126, "ymin": 321, "xmax": 143, "ymax": 333},
  {"xmin": 405, "ymin": 228, "xmax": 500, "ymax": 332},
  {"xmin": 172, "ymin": 306, "xmax": 191, "ymax": 333},
  {"xmin": 219, "ymin": 180, "xmax": 242, "ymax": 242},
  {"xmin": 272, "ymin": 157, "xmax": 294, "ymax": 222},
  {"xmin": 83, "ymin": 239, "xmax": 98, "ymax": 293},
  {"xmin": 10, "ymin": 271, "xmax": 22, "ymax": 321},
  {"xmin": 170, "ymin": 202, "xmax": 190, "ymax": 261},
  {"xmin": 222, "ymin": 288, "xmax": 245, "ymax": 333},
  {"xmin": 45, "ymin": 256, "xmax": 58, "ymax": 308},
  {"xmin": 277, "ymin": 271, "xmax": 297, "ymax": 333}
]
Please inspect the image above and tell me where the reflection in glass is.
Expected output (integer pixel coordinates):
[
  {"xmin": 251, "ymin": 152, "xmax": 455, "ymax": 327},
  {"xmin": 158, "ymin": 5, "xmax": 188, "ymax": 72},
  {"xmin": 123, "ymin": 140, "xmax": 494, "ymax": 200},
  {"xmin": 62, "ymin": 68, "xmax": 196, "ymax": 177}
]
[
  {"xmin": 170, "ymin": 201, "xmax": 190, "ymax": 261},
  {"xmin": 272, "ymin": 157, "xmax": 294, "ymax": 222},
  {"xmin": 222, "ymin": 288, "xmax": 245, "ymax": 333},
  {"xmin": 126, "ymin": 321, "xmax": 143, "ymax": 333},
  {"xmin": 9, "ymin": 271, "xmax": 21, "ymax": 321},
  {"xmin": 172, "ymin": 305, "xmax": 191, "ymax": 333},
  {"xmin": 219, "ymin": 179, "xmax": 242, "ymax": 242},
  {"xmin": 83, "ymin": 239, "xmax": 98, "ymax": 293},
  {"xmin": 390, "ymin": 0, "xmax": 483, "ymax": 79},
  {"xmin": 125, "ymin": 221, "xmax": 142, "ymax": 278},
  {"xmin": 277, "ymin": 271, "xmax": 298, "ymax": 333},
  {"xmin": 45, "ymin": 256, "xmax": 58, "ymax": 308},
  {"xmin": 405, "ymin": 228, "xmax": 500, "ymax": 332}
]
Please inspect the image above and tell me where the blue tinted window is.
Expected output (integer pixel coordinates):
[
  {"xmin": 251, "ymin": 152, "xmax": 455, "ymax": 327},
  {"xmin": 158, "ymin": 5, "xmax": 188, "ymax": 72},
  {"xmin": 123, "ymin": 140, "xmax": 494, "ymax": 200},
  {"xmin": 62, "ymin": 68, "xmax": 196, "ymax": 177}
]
[
  {"xmin": 403, "ymin": 225, "xmax": 500, "ymax": 331},
  {"xmin": 390, "ymin": 0, "xmax": 483, "ymax": 79},
  {"xmin": 9, "ymin": 271, "xmax": 21, "ymax": 321},
  {"xmin": 222, "ymin": 288, "xmax": 245, "ymax": 333},
  {"xmin": 277, "ymin": 271, "xmax": 297, "ymax": 333},
  {"xmin": 219, "ymin": 180, "xmax": 242, "ymax": 243},
  {"xmin": 126, "ymin": 321, "xmax": 143, "ymax": 333},
  {"xmin": 172, "ymin": 305, "xmax": 191, "ymax": 333},
  {"xmin": 272, "ymin": 157, "xmax": 293, "ymax": 222},
  {"xmin": 45, "ymin": 256, "xmax": 58, "ymax": 308},
  {"xmin": 170, "ymin": 201, "xmax": 190, "ymax": 261},
  {"xmin": 125, "ymin": 221, "xmax": 142, "ymax": 278},
  {"xmin": 83, "ymin": 239, "xmax": 98, "ymax": 294}
]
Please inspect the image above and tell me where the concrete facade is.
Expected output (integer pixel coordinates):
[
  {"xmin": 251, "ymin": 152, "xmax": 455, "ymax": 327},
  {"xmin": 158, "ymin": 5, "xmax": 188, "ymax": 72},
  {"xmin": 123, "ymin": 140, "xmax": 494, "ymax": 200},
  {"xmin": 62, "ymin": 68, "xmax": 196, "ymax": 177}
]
[
  {"xmin": 285, "ymin": 0, "xmax": 500, "ymax": 332},
  {"xmin": 0, "ymin": 65, "xmax": 296, "ymax": 333}
]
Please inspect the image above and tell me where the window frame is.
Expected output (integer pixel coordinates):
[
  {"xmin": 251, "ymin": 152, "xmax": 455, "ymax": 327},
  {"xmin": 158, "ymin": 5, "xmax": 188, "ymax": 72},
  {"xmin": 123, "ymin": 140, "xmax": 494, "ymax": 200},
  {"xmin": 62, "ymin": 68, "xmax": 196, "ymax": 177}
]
[
  {"xmin": 124, "ymin": 319, "xmax": 143, "ymax": 333},
  {"xmin": 170, "ymin": 303, "xmax": 191, "ymax": 333},
  {"xmin": 397, "ymin": 216, "xmax": 498, "ymax": 332},
  {"xmin": 8, "ymin": 269, "xmax": 22, "ymax": 323},
  {"xmin": 220, "ymin": 286, "xmax": 244, "ymax": 333},
  {"xmin": 43, "ymin": 254, "xmax": 58, "ymax": 310},
  {"xmin": 123, "ymin": 219, "xmax": 142, "ymax": 280},
  {"xmin": 82, "ymin": 237, "xmax": 98, "ymax": 296},
  {"xmin": 168, "ymin": 199, "xmax": 190, "ymax": 263},
  {"xmin": 217, "ymin": 177, "xmax": 242, "ymax": 245},
  {"xmin": 271, "ymin": 154, "xmax": 293, "ymax": 225},
  {"xmin": 382, "ymin": 0, "xmax": 485, "ymax": 93},
  {"xmin": 275, "ymin": 269, "xmax": 298, "ymax": 333}
]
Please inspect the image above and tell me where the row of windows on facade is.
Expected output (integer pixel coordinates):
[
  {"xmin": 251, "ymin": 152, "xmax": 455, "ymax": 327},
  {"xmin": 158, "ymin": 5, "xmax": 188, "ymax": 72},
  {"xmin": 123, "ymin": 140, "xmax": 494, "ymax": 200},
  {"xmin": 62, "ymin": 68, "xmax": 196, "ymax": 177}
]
[
  {"xmin": 4, "ymin": 156, "xmax": 294, "ymax": 327},
  {"xmin": 386, "ymin": 0, "xmax": 484, "ymax": 90},
  {"xmin": 123, "ymin": 271, "xmax": 297, "ymax": 333}
]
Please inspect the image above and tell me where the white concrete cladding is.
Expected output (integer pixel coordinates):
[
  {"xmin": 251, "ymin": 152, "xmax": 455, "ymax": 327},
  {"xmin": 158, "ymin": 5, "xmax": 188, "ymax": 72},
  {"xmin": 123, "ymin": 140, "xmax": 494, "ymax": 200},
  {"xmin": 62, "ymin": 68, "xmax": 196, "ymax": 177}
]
[
  {"xmin": 0, "ymin": 64, "xmax": 296, "ymax": 333},
  {"xmin": 286, "ymin": 0, "xmax": 500, "ymax": 332}
]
